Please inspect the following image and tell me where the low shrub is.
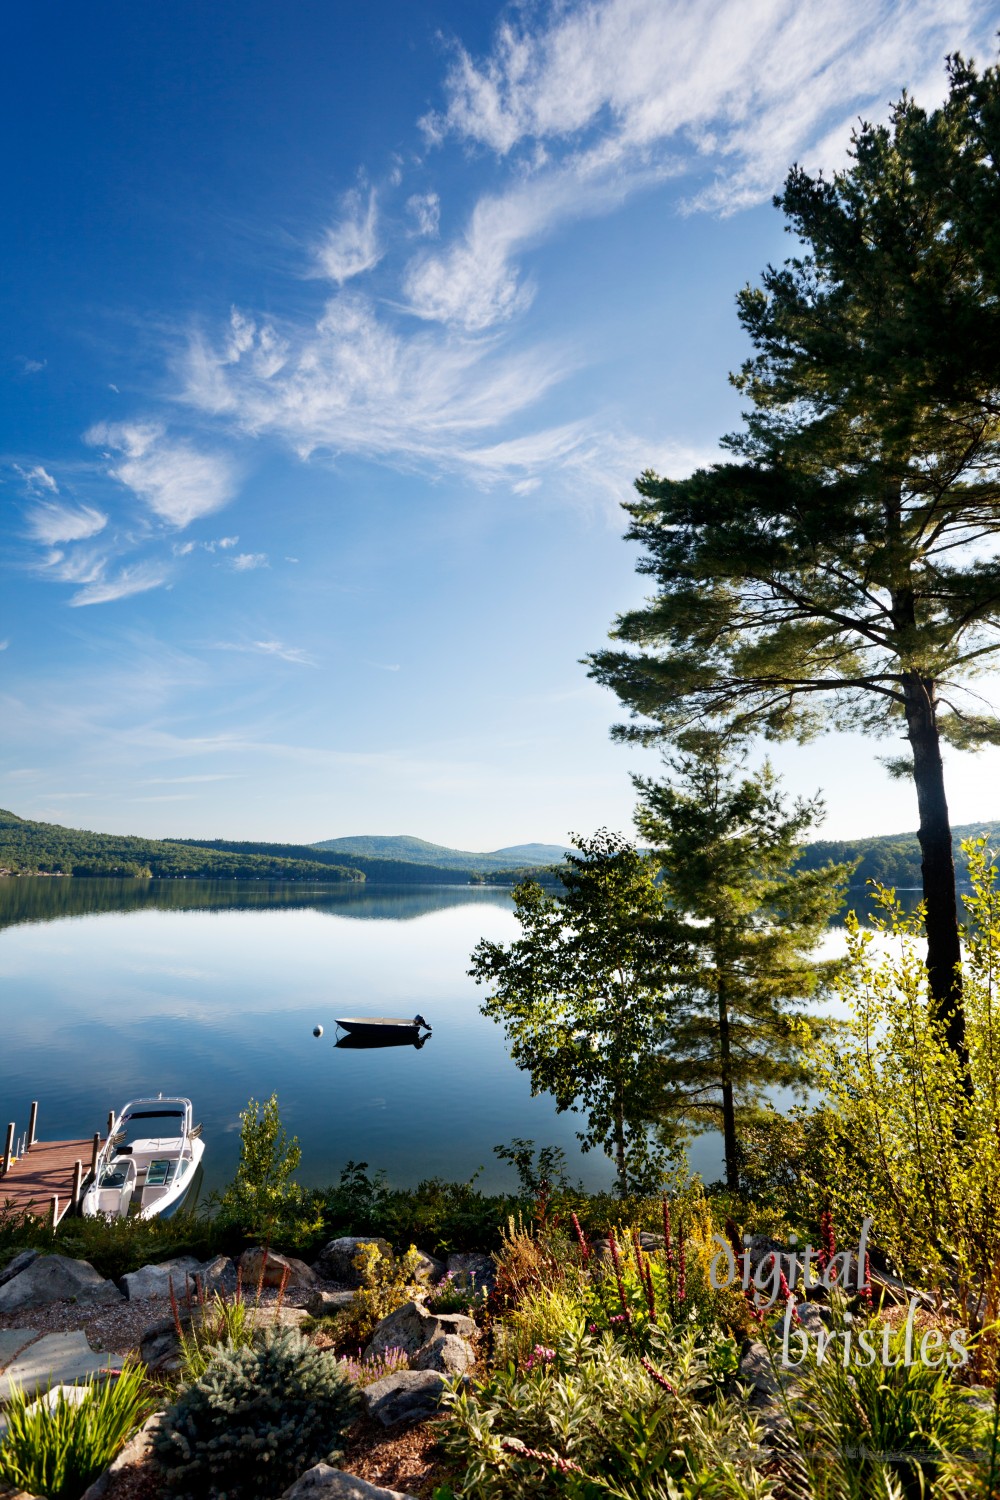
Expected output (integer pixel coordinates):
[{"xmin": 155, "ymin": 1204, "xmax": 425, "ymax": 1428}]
[
  {"xmin": 427, "ymin": 1268, "xmax": 489, "ymax": 1316},
  {"xmin": 0, "ymin": 1363, "xmax": 154, "ymax": 1500},
  {"xmin": 336, "ymin": 1240, "xmax": 426, "ymax": 1349},
  {"xmin": 154, "ymin": 1326, "xmax": 359, "ymax": 1500},
  {"xmin": 171, "ymin": 1254, "xmax": 289, "ymax": 1381}
]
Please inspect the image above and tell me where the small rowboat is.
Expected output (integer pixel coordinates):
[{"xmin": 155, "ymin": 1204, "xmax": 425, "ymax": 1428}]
[{"xmin": 335, "ymin": 1014, "xmax": 431, "ymax": 1041}]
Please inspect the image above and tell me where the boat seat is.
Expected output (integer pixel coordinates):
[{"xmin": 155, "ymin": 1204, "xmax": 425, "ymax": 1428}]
[{"xmin": 145, "ymin": 1159, "xmax": 176, "ymax": 1187}]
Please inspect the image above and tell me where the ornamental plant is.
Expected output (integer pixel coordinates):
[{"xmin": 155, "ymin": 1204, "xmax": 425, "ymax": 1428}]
[{"xmin": 154, "ymin": 1327, "xmax": 359, "ymax": 1500}]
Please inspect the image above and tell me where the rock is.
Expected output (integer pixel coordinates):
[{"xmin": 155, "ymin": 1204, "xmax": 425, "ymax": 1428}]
[
  {"xmin": 361, "ymin": 1369, "xmax": 447, "ymax": 1427},
  {"xmin": 0, "ymin": 1249, "xmax": 39, "ymax": 1289},
  {"xmin": 315, "ymin": 1236, "xmax": 393, "ymax": 1286},
  {"xmin": 120, "ymin": 1256, "xmax": 204, "ymax": 1301},
  {"xmin": 0, "ymin": 1331, "xmax": 125, "ymax": 1402},
  {"xmin": 411, "ymin": 1334, "xmax": 475, "ymax": 1375},
  {"xmin": 592, "ymin": 1233, "xmax": 665, "ymax": 1264},
  {"xmin": 280, "ymin": 1464, "xmax": 418, "ymax": 1499},
  {"xmin": 444, "ymin": 1252, "xmax": 495, "ymax": 1293},
  {"xmin": 199, "ymin": 1254, "xmax": 237, "ymax": 1294},
  {"xmin": 240, "ymin": 1247, "xmax": 320, "ymax": 1289},
  {"xmin": 0, "ymin": 1255, "xmax": 123, "ymax": 1312},
  {"xmin": 79, "ymin": 1413, "xmax": 163, "ymax": 1500},
  {"xmin": 794, "ymin": 1302, "xmax": 829, "ymax": 1335},
  {"xmin": 412, "ymin": 1250, "xmax": 446, "ymax": 1283},
  {"xmin": 139, "ymin": 1318, "xmax": 182, "ymax": 1374},
  {"xmin": 255, "ymin": 1305, "xmax": 309, "ymax": 1330},
  {"xmin": 364, "ymin": 1299, "xmax": 476, "ymax": 1361},
  {"xmin": 306, "ymin": 1288, "xmax": 356, "ymax": 1318},
  {"xmin": 738, "ymin": 1342, "xmax": 781, "ymax": 1403}
]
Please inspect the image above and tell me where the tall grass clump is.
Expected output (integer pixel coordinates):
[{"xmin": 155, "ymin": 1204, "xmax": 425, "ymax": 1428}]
[{"xmin": 0, "ymin": 1364, "xmax": 153, "ymax": 1500}]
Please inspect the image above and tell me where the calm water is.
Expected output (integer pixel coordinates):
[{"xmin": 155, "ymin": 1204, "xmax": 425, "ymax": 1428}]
[{"xmin": 0, "ymin": 878, "xmax": 642, "ymax": 1196}]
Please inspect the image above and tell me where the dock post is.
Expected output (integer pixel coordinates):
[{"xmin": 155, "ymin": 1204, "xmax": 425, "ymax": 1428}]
[
  {"xmin": 72, "ymin": 1160, "xmax": 83, "ymax": 1212},
  {"xmin": 107, "ymin": 1109, "xmax": 115, "ymax": 1139},
  {"xmin": 90, "ymin": 1132, "xmax": 101, "ymax": 1176},
  {"xmin": 27, "ymin": 1100, "xmax": 38, "ymax": 1149},
  {"xmin": 2, "ymin": 1122, "xmax": 13, "ymax": 1175},
  {"xmin": 50, "ymin": 1195, "xmax": 59, "ymax": 1231}
]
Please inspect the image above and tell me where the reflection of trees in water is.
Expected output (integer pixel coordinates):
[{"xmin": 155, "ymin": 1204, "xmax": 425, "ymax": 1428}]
[{"xmin": 0, "ymin": 878, "xmax": 513, "ymax": 933}]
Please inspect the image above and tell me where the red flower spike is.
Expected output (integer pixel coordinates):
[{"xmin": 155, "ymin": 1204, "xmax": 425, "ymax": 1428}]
[
  {"xmin": 640, "ymin": 1356, "xmax": 676, "ymax": 1394},
  {"xmin": 571, "ymin": 1211, "xmax": 590, "ymax": 1263},
  {"xmin": 662, "ymin": 1198, "xmax": 674, "ymax": 1267}
]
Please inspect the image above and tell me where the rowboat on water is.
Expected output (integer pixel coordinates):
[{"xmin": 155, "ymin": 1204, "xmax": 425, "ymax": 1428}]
[{"xmin": 335, "ymin": 1014, "xmax": 432, "ymax": 1041}]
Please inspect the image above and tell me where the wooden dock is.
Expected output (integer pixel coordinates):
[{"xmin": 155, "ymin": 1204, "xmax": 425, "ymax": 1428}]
[{"xmin": 1, "ymin": 1102, "xmax": 108, "ymax": 1225}]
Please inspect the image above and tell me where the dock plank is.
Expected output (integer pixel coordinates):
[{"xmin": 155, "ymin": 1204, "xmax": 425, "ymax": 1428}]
[{"xmin": 0, "ymin": 1139, "xmax": 97, "ymax": 1216}]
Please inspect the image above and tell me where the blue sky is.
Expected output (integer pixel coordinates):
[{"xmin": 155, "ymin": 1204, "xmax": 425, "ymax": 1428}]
[{"xmin": 2, "ymin": 0, "xmax": 998, "ymax": 849}]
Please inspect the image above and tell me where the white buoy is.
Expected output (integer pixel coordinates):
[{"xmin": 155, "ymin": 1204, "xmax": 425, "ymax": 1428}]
[{"xmin": 313, "ymin": 1025, "xmax": 324, "ymax": 1038}]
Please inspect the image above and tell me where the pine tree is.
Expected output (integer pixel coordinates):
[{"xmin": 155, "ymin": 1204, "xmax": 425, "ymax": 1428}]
[
  {"xmin": 634, "ymin": 733, "xmax": 851, "ymax": 1192},
  {"xmin": 588, "ymin": 56, "xmax": 1000, "ymax": 1064}
]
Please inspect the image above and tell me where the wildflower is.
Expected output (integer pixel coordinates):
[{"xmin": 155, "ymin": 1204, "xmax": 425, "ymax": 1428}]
[
  {"xmin": 779, "ymin": 1269, "xmax": 800, "ymax": 1322},
  {"xmin": 818, "ymin": 1207, "xmax": 836, "ymax": 1276},
  {"xmin": 607, "ymin": 1228, "xmax": 633, "ymax": 1323},
  {"xmin": 640, "ymin": 1356, "xmax": 676, "ymax": 1395},
  {"xmin": 500, "ymin": 1437, "xmax": 586, "ymax": 1475},
  {"xmin": 571, "ymin": 1211, "xmax": 590, "ymax": 1263},
  {"xmin": 677, "ymin": 1228, "xmax": 686, "ymax": 1304},
  {"xmin": 860, "ymin": 1250, "xmax": 873, "ymax": 1308},
  {"xmin": 663, "ymin": 1198, "xmax": 674, "ymax": 1267},
  {"xmin": 524, "ymin": 1344, "xmax": 556, "ymax": 1370}
]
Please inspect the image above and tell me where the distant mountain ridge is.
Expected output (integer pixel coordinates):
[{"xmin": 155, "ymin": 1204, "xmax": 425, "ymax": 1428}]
[{"xmin": 311, "ymin": 834, "xmax": 574, "ymax": 873}]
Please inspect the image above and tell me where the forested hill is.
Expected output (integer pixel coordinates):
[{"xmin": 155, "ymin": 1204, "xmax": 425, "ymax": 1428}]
[
  {"xmin": 165, "ymin": 838, "xmax": 558, "ymax": 885},
  {"xmin": 795, "ymin": 821, "xmax": 1000, "ymax": 889},
  {"xmin": 310, "ymin": 834, "xmax": 573, "ymax": 871},
  {"xmin": 0, "ymin": 810, "xmax": 363, "ymax": 882}
]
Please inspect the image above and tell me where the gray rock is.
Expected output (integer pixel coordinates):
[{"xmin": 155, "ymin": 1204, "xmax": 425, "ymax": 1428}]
[
  {"xmin": 445, "ymin": 1252, "xmax": 495, "ymax": 1292},
  {"xmin": 121, "ymin": 1256, "xmax": 204, "ymax": 1301},
  {"xmin": 0, "ymin": 1331, "xmax": 124, "ymax": 1402},
  {"xmin": 411, "ymin": 1334, "xmax": 475, "ymax": 1375},
  {"xmin": 364, "ymin": 1299, "xmax": 476, "ymax": 1361},
  {"xmin": 139, "ymin": 1318, "xmax": 182, "ymax": 1374},
  {"xmin": 315, "ymin": 1236, "xmax": 393, "ymax": 1286},
  {"xmin": 0, "ymin": 1255, "xmax": 123, "ymax": 1311},
  {"xmin": 0, "ymin": 1249, "xmax": 39, "ymax": 1289},
  {"xmin": 592, "ymin": 1232, "xmax": 664, "ymax": 1264},
  {"xmin": 199, "ymin": 1254, "xmax": 237, "ymax": 1294},
  {"xmin": 240, "ymin": 1247, "xmax": 320, "ymax": 1289},
  {"xmin": 80, "ymin": 1414, "xmax": 163, "ymax": 1500},
  {"xmin": 412, "ymin": 1250, "xmax": 446, "ymax": 1283},
  {"xmin": 794, "ymin": 1302, "xmax": 829, "ymax": 1335},
  {"xmin": 306, "ymin": 1288, "xmax": 356, "ymax": 1318},
  {"xmin": 738, "ymin": 1341, "xmax": 781, "ymax": 1403},
  {"xmin": 361, "ymin": 1369, "xmax": 446, "ymax": 1427},
  {"xmin": 280, "ymin": 1464, "xmax": 418, "ymax": 1500}
]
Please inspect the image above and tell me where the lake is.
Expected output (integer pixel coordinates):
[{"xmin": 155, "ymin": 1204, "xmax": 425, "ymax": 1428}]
[{"xmin": 1, "ymin": 877, "xmax": 692, "ymax": 1199}]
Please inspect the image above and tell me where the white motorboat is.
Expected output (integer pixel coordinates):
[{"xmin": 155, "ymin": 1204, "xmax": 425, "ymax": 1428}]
[{"xmin": 81, "ymin": 1095, "xmax": 204, "ymax": 1220}]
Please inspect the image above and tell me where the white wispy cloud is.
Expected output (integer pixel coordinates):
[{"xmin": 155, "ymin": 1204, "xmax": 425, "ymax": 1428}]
[
  {"xmin": 230, "ymin": 552, "xmax": 269, "ymax": 571},
  {"xmin": 406, "ymin": 192, "xmax": 440, "ymax": 238},
  {"xmin": 15, "ymin": 463, "xmax": 59, "ymax": 495},
  {"xmin": 69, "ymin": 561, "xmax": 171, "ymax": 607},
  {"xmin": 316, "ymin": 187, "xmax": 381, "ymax": 283},
  {"xmin": 27, "ymin": 501, "xmax": 108, "ymax": 545},
  {"xmin": 85, "ymin": 420, "xmax": 238, "ymax": 528},
  {"xmin": 213, "ymin": 638, "xmax": 317, "ymax": 665}
]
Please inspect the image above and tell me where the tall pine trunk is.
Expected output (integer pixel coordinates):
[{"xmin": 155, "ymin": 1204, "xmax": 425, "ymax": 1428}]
[
  {"xmin": 902, "ymin": 673, "xmax": 966, "ymax": 1065},
  {"xmin": 715, "ymin": 922, "xmax": 739, "ymax": 1191}
]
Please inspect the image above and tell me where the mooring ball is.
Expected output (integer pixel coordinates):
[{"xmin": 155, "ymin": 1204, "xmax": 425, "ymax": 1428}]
[{"xmin": 313, "ymin": 1025, "xmax": 323, "ymax": 1038}]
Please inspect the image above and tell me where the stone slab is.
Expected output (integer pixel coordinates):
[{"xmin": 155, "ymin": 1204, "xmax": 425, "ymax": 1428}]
[
  {"xmin": 0, "ymin": 1327, "xmax": 39, "ymax": 1367},
  {"xmin": 0, "ymin": 1330, "xmax": 125, "ymax": 1402},
  {"xmin": 281, "ymin": 1465, "xmax": 419, "ymax": 1500}
]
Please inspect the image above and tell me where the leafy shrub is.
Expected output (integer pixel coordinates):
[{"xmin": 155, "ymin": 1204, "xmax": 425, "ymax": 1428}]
[
  {"xmin": 0, "ymin": 1363, "xmax": 154, "ymax": 1500},
  {"xmin": 345, "ymin": 1240, "xmax": 426, "ymax": 1346},
  {"xmin": 171, "ymin": 1254, "xmax": 289, "ymax": 1381},
  {"xmin": 154, "ymin": 1327, "xmax": 359, "ymax": 1500},
  {"xmin": 439, "ymin": 1327, "xmax": 772, "ymax": 1499},
  {"xmin": 319, "ymin": 1160, "xmax": 523, "ymax": 1254},
  {"xmin": 214, "ymin": 1094, "xmax": 324, "ymax": 1248},
  {"xmin": 817, "ymin": 841, "xmax": 1000, "ymax": 1346},
  {"xmin": 427, "ymin": 1269, "xmax": 489, "ymax": 1316}
]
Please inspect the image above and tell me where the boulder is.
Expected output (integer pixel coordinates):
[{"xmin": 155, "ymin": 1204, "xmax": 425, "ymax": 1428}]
[
  {"xmin": 0, "ymin": 1255, "xmax": 123, "ymax": 1311},
  {"xmin": 411, "ymin": 1333, "xmax": 475, "ymax": 1375},
  {"xmin": 306, "ymin": 1288, "xmax": 356, "ymax": 1318},
  {"xmin": 199, "ymin": 1255, "xmax": 237, "ymax": 1294},
  {"xmin": 120, "ymin": 1256, "xmax": 204, "ymax": 1301},
  {"xmin": 280, "ymin": 1464, "xmax": 418, "ymax": 1500},
  {"xmin": 411, "ymin": 1250, "xmax": 446, "ymax": 1283},
  {"xmin": 360, "ymin": 1369, "xmax": 447, "ymax": 1427},
  {"xmin": 139, "ymin": 1318, "xmax": 182, "ymax": 1374},
  {"xmin": 240, "ymin": 1247, "xmax": 320, "ymax": 1289},
  {"xmin": 80, "ymin": 1414, "xmax": 163, "ymax": 1500},
  {"xmin": 592, "ymin": 1233, "xmax": 664, "ymax": 1264},
  {"xmin": 738, "ymin": 1341, "xmax": 781, "ymax": 1403},
  {"xmin": 444, "ymin": 1252, "xmax": 495, "ymax": 1293},
  {"xmin": 315, "ymin": 1236, "xmax": 393, "ymax": 1286},
  {"xmin": 0, "ymin": 1249, "xmax": 39, "ymax": 1289},
  {"xmin": 364, "ymin": 1299, "xmax": 476, "ymax": 1361}
]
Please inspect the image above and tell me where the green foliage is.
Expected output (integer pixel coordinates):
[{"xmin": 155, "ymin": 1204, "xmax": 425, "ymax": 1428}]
[
  {"xmin": 215, "ymin": 1094, "xmax": 322, "ymax": 1246},
  {"xmin": 154, "ymin": 1327, "xmax": 359, "ymax": 1500},
  {"xmin": 471, "ymin": 830, "xmax": 686, "ymax": 1196},
  {"xmin": 635, "ymin": 731, "xmax": 850, "ymax": 1189},
  {"xmin": 817, "ymin": 840, "xmax": 1000, "ymax": 1328},
  {"xmin": 0, "ymin": 1204, "xmax": 232, "ymax": 1283},
  {"xmin": 0, "ymin": 1363, "xmax": 154, "ymax": 1500},
  {"xmin": 494, "ymin": 1139, "xmax": 578, "ymax": 1195},
  {"xmin": 345, "ymin": 1240, "xmax": 427, "ymax": 1346},
  {"xmin": 319, "ymin": 1160, "xmax": 524, "ymax": 1254},
  {"xmin": 427, "ymin": 1270, "xmax": 489, "ymax": 1316},
  {"xmin": 173, "ymin": 1265, "xmax": 280, "ymax": 1382},
  {"xmin": 439, "ymin": 1328, "xmax": 774, "ymax": 1499},
  {"xmin": 0, "ymin": 807, "xmax": 363, "ymax": 881}
]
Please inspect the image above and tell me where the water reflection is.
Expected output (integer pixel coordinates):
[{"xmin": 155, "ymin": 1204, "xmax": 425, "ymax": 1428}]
[{"xmin": 334, "ymin": 1032, "xmax": 431, "ymax": 1050}]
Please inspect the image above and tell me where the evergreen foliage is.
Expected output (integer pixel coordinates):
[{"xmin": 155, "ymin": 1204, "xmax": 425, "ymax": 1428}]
[
  {"xmin": 470, "ymin": 830, "xmax": 685, "ymax": 1196},
  {"xmin": 588, "ymin": 56, "xmax": 1000, "ymax": 1060},
  {"xmin": 634, "ymin": 732, "xmax": 850, "ymax": 1189},
  {"xmin": 154, "ymin": 1327, "xmax": 359, "ymax": 1500}
]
